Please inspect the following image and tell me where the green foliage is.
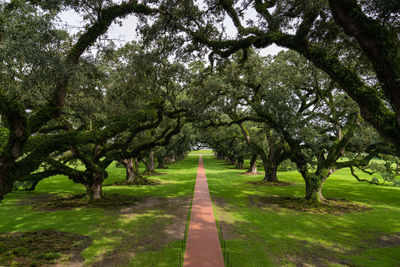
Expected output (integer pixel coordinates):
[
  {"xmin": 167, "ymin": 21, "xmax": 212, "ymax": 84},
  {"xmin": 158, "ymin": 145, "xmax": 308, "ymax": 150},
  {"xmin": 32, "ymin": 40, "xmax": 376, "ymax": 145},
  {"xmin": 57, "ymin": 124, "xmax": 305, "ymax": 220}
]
[
  {"xmin": 278, "ymin": 159, "xmax": 297, "ymax": 171},
  {"xmin": 37, "ymin": 252, "xmax": 61, "ymax": 260},
  {"xmin": 0, "ymin": 1, "xmax": 66, "ymax": 107},
  {"xmin": 160, "ymin": 0, "xmax": 400, "ymax": 151},
  {"xmin": 0, "ymin": 127, "xmax": 9, "ymax": 155},
  {"xmin": 368, "ymin": 156, "xmax": 400, "ymax": 186}
]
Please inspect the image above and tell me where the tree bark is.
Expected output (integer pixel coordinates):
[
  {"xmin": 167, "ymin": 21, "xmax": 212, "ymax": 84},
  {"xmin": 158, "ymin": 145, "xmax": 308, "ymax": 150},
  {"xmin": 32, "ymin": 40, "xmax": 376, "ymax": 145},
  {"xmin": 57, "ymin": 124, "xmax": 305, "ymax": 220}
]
[
  {"xmin": 262, "ymin": 160, "xmax": 279, "ymax": 182},
  {"xmin": 318, "ymin": 169, "xmax": 335, "ymax": 202},
  {"xmin": 142, "ymin": 158, "xmax": 151, "ymax": 173},
  {"xmin": 157, "ymin": 156, "xmax": 166, "ymax": 169},
  {"xmin": 236, "ymin": 157, "xmax": 244, "ymax": 169},
  {"xmin": 318, "ymin": 178, "xmax": 327, "ymax": 202},
  {"xmin": 149, "ymin": 151, "xmax": 155, "ymax": 172},
  {"xmin": 246, "ymin": 154, "xmax": 258, "ymax": 174},
  {"xmin": 304, "ymin": 173, "xmax": 323, "ymax": 203},
  {"xmin": 0, "ymin": 164, "xmax": 12, "ymax": 202},
  {"xmin": 122, "ymin": 158, "xmax": 136, "ymax": 183},
  {"xmin": 84, "ymin": 174, "xmax": 103, "ymax": 200}
]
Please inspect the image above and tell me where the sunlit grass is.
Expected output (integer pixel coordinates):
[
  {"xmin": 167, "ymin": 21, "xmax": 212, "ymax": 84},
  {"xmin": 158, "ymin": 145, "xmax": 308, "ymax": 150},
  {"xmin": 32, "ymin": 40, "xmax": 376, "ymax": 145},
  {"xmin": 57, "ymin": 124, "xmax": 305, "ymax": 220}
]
[
  {"xmin": 189, "ymin": 149, "xmax": 213, "ymax": 155},
  {"xmin": 204, "ymin": 155, "xmax": 400, "ymax": 267},
  {"xmin": 0, "ymin": 156, "xmax": 198, "ymax": 266},
  {"xmin": 2, "ymin": 155, "xmax": 399, "ymax": 266}
]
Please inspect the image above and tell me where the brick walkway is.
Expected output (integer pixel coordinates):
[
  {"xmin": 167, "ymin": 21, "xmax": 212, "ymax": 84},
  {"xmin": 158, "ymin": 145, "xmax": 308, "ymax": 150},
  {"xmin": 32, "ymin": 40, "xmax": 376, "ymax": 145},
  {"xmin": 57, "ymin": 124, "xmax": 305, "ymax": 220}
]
[{"xmin": 183, "ymin": 156, "xmax": 225, "ymax": 267}]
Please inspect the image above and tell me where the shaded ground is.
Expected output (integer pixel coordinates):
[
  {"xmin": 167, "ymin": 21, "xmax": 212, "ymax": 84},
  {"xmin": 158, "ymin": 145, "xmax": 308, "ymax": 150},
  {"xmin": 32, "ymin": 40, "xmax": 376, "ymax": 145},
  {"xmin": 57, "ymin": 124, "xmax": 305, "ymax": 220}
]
[
  {"xmin": 248, "ymin": 195, "xmax": 371, "ymax": 214},
  {"xmin": 214, "ymin": 196, "xmax": 398, "ymax": 267},
  {"xmin": 0, "ymin": 230, "xmax": 91, "ymax": 267},
  {"xmin": 106, "ymin": 177, "xmax": 160, "ymax": 186},
  {"xmin": 240, "ymin": 172, "xmax": 263, "ymax": 175},
  {"xmin": 143, "ymin": 172, "xmax": 167, "ymax": 176},
  {"xmin": 212, "ymin": 197, "xmax": 242, "ymax": 240},
  {"xmin": 0, "ymin": 156, "xmax": 199, "ymax": 266},
  {"xmin": 20, "ymin": 193, "xmax": 140, "ymax": 211},
  {"xmin": 92, "ymin": 197, "xmax": 191, "ymax": 266},
  {"xmin": 247, "ymin": 180, "xmax": 294, "ymax": 186},
  {"xmin": 275, "ymin": 231, "xmax": 400, "ymax": 267},
  {"xmin": 15, "ymin": 194, "xmax": 191, "ymax": 266}
]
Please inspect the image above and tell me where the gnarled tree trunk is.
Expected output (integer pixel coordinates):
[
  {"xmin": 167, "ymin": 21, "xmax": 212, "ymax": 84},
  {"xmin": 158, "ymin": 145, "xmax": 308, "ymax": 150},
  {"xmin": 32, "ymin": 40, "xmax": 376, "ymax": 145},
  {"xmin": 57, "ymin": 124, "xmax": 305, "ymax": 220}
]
[
  {"xmin": 122, "ymin": 158, "xmax": 136, "ymax": 183},
  {"xmin": 157, "ymin": 156, "xmax": 166, "ymax": 169},
  {"xmin": 262, "ymin": 159, "xmax": 279, "ymax": 182},
  {"xmin": 304, "ymin": 168, "xmax": 335, "ymax": 203},
  {"xmin": 246, "ymin": 154, "xmax": 258, "ymax": 174},
  {"xmin": 84, "ymin": 173, "xmax": 104, "ymax": 200},
  {"xmin": 0, "ymin": 164, "xmax": 12, "ymax": 202},
  {"xmin": 304, "ymin": 173, "xmax": 323, "ymax": 203},
  {"xmin": 236, "ymin": 156, "xmax": 244, "ymax": 169},
  {"xmin": 149, "ymin": 151, "xmax": 155, "ymax": 172},
  {"xmin": 141, "ymin": 158, "xmax": 151, "ymax": 173}
]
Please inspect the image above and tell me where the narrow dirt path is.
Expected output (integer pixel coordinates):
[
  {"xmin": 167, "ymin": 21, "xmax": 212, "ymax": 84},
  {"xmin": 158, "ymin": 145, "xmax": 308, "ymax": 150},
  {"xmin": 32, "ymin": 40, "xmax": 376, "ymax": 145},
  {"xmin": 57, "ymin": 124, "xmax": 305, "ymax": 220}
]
[{"xmin": 183, "ymin": 156, "xmax": 224, "ymax": 267}]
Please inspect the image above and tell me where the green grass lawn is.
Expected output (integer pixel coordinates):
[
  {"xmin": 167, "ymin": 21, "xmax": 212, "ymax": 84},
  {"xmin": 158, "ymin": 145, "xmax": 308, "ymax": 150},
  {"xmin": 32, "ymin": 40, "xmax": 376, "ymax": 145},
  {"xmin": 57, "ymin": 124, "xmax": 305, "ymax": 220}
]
[
  {"xmin": 203, "ymin": 155, "xmax": 400, "ymax": 267},
  {"xmin": 1, "ymin": 155, "xmax": 399, "ymax": 266},
  {"xmin": 0, "ymin": 157, "xmax": 198, "ymax": 266},
  {"xmin": 189, "ymin": 149, "xmax": 213, "ymax": 155}
]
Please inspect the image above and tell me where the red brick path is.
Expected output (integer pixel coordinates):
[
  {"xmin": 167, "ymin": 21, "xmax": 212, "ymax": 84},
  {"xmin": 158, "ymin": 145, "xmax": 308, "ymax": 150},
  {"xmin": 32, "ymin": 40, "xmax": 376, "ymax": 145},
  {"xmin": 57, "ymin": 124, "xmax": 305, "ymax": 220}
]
[{"xmin": 183, "ymin": 156, "xmax": 225, "ymax": 267}]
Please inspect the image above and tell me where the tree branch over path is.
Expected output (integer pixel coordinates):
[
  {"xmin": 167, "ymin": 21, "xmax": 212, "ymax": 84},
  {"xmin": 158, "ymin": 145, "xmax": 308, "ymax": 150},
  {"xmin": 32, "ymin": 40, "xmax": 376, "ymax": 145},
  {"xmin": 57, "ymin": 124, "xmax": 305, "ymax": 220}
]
[
  {"xmin": 0, "ymin": 0, "xmax": 159, "ymax": 201},
  {"xmin": 175, "ymin": 0, "xmax": 400, "ymax": 151}
]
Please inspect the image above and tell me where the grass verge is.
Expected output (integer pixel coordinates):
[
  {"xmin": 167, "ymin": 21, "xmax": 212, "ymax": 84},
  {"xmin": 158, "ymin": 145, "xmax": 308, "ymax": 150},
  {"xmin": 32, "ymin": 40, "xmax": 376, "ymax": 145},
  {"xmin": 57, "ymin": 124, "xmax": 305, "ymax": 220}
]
[
  {"xmin": 0, "ymin": 156, "xmax": 197, "ymax": 266},
  {"xmin": 204, "ymin": 155, "xmax": 400, "ymax": 267}
]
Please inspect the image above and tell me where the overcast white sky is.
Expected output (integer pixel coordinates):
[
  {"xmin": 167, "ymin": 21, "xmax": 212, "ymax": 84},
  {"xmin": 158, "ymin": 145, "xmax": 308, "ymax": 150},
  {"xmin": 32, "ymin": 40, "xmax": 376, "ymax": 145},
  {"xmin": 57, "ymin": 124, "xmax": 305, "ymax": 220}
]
[{"xmin": 58, "ymin": 5, "xmax": 285, "ymax": 57}]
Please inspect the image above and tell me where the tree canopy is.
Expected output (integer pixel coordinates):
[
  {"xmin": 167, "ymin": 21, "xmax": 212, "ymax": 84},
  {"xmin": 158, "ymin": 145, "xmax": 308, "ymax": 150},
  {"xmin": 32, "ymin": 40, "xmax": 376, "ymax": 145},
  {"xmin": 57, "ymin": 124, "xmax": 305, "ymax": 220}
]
[{"xmin": 1, "ymin": 0, "xmax": 399, "ymax": 204}]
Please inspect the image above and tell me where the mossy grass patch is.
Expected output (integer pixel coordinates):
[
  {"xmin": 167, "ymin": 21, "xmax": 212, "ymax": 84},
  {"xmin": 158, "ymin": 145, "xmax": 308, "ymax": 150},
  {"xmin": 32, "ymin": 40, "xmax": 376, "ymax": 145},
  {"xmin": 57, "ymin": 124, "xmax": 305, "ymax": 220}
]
[
  {"xmin": 240, "ymin": 171, "xmax": 263, "ymax": 175},
  {"xmin": 28, "ymin": 193, "xmax": 139, "ymax": 211},
  {"xmin": 0, "ymin": 230, "xmax": 90, "ymax": 266},
  {"xmin": 248, "ymin": 195, "xmax": 371, "ymax": 214},
  {"xmin": 247, "ymin": 180, "xmax": 293, "ymax": 186},
  {"xmin": 142, "ymin": 171, "xmax": 167, "ymax": 176},
  {"xmin": 106, "ymin": 176, "xmax": 160, "ymax": 186}
]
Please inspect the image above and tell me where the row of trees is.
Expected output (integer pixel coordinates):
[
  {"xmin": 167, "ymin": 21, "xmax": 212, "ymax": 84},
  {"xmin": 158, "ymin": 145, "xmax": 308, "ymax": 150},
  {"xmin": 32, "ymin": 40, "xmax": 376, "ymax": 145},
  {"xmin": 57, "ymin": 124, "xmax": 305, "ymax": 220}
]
[
  {"xmin": 1, "ymin": 0, "xmax": 399, "ymax": 204},
  {"xmin": 0, "ymin": 0, "xmax": 198, "ymax": 201},
  {"xmin": 194, "ymin": 50, "xmax": 392, "ymax": 202}
]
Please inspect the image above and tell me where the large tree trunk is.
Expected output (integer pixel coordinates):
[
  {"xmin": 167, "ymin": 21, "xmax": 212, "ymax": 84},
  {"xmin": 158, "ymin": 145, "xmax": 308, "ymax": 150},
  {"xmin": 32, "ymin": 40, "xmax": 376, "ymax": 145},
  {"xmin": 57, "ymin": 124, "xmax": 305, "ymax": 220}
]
[
  {"xmin": 0, "ymin": 172, "xmax": 12, "ymax": 202},
  {"xmin": 236, "ymin": 156, "xmax": 244, "ymax": 169},
  {"xmin": 157, "ymin": 156, "xmax": 166, "ymax": 169},
  {"xmin": 84, "ymin": 174, "xmax": 104, "ymax": 200},
  {"xmin": 0, "ymin": 162, "xmax": 12, "ymax": 202},
  {"xmin": 318, "ymin": 177, "xmax": 328, "ymax": 202},
  {"xmin": 262, "ymin": 160, "xmax": 279, "ymax": 182},
  {"xmin": 149, "ymin": 151, "xmax": 155, "ymax": 172},
  {"xmin": 176, "ymin": 152, "xmax": 184, "ymax": 161},
  {"xmin": 122, "ymin": 158, "xmax": 136, "ymax": 183},
  {"xmin": 318, "ymin": 169, "xmax": 335, "ymax": 202},
  {"xmin": 142, "ymin": 158, "xmax": 151, "ymax": 173},
  {"xmin": 304, "ymin": 173, "xmax": 324, "ymax": 203},
  {"xmin": 246, "ymin": 154, "xmax": 258, "ymax": 174},
  {"xmin": 135, "ymin": 157, "xmax": 140, "ymax": 170}
]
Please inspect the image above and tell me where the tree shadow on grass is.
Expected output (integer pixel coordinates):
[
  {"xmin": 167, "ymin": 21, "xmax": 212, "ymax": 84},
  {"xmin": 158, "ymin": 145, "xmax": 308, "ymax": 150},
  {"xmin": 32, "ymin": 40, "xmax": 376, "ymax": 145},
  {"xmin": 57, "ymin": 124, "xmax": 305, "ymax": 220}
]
[
  {"xmin": 90, "ymin": 197, "xmax": 191, "ymax": 267},
  {"xmin": 0, "ymin": 230, "xmax": 91, "ymax": 267},
  {"xmin": 212, "ymin": 195, "xmax": 400, "ymax": 267},
  {"xmin": 248, "ymin": 195, "xmax": 372, "ymax": 215}
]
